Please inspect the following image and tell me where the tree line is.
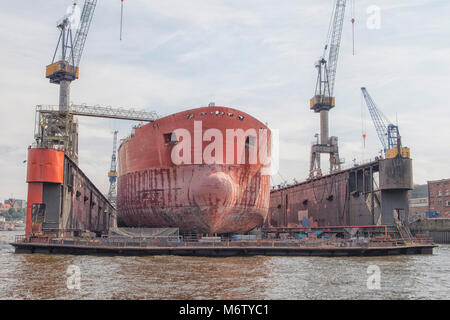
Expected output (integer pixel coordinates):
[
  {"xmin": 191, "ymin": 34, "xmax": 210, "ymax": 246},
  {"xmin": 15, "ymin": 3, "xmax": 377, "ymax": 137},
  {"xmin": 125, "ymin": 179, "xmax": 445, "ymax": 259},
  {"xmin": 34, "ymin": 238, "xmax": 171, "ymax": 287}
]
[{"xmin": 0, "ymin": 208, "xmax": 26, "ymax": 221}]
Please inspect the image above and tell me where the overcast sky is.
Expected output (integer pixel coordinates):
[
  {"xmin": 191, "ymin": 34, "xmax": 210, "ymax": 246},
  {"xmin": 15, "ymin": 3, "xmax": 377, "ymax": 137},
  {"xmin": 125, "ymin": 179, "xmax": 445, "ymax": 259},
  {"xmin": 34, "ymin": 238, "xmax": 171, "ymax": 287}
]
[{"xmin": 0, "ymin": 0, "xmax": 449, "ymax": 201}]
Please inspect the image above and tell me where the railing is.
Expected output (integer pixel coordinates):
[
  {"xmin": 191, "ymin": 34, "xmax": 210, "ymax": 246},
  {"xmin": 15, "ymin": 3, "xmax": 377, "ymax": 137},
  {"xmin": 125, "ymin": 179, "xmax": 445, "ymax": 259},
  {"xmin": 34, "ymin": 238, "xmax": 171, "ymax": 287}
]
[
  {"xmin": 264, "ymin": 225, "xmax": 389, "ymax": 237},
  {"xmin": 14, "ymin": 234, "xmax": 434, "ymax": 249},
  {"xmin": 271, "ymin": 158, "xmax": 381, "ymax": 190},
  {"xmin": 340, "ymin": 158, "xmax": 379, "ymax": 171},
  {"xmin": 14, "ymin": 235, "xmax": 27, "ymax": 243}
]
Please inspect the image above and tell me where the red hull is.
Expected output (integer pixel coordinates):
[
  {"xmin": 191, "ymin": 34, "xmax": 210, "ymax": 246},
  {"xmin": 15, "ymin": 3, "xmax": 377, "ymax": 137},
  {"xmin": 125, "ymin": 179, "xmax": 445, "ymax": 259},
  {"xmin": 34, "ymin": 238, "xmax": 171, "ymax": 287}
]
[{"xmin": 117, "ymin": 106, "xmax": 271, "ymax": 234}]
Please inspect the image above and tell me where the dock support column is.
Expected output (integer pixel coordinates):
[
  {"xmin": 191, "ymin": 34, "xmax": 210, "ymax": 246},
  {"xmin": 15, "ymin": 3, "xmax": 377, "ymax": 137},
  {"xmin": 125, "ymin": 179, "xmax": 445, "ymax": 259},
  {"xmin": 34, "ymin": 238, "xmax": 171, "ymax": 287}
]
[
  {"xmin": 320, "ymin": 110, "xmax": 329, "ymax": 145},
  {"xmin": 59, "ymin": 80, "xmax": 70, "ymax": 112}
]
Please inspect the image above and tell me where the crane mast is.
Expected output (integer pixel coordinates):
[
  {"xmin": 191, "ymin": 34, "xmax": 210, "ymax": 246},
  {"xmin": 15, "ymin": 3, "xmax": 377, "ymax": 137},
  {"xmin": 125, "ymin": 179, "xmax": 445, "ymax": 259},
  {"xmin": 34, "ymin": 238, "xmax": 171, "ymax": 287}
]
[
  {"xmin": 107, "ymin": 131, "xmax": 119, "ymax": 207},
  {"xmin": 309, "ymin": 0, "xmax": 347, "ymax": 178},
  {"xmin": 361, "ymin": 87, "xmax": 410, "ymax": 159}
]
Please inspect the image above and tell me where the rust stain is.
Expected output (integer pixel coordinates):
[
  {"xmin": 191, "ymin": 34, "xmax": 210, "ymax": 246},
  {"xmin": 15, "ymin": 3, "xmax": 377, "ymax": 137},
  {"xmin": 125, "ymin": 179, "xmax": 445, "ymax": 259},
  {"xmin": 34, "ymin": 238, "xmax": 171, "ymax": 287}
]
[{"xmin": 117, "ymin": 106, "xmax": 271, "ymax": 234}]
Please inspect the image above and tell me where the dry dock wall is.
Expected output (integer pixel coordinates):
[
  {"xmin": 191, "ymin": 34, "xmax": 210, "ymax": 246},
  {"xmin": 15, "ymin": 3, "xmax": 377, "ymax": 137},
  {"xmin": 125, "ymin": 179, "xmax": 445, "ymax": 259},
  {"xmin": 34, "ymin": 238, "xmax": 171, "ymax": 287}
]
[
  {"xmin": 410, "ymin": 218, "xmax": 450, "ymax": 243},
  {"xmin": 26, "ymin": 148, "xmax": 115, "ymax": 237},
  {"xmin": 266, "ymin": 158, "xmax": 413, "ymax": 229}
]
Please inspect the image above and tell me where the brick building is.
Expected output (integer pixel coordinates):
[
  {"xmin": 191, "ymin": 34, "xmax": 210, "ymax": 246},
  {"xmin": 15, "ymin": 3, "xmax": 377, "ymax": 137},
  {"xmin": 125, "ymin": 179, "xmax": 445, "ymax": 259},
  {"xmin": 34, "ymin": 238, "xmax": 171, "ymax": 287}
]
[{"xmin": 428, "ymin": 178, "xmax": 450, "ymax": 214}]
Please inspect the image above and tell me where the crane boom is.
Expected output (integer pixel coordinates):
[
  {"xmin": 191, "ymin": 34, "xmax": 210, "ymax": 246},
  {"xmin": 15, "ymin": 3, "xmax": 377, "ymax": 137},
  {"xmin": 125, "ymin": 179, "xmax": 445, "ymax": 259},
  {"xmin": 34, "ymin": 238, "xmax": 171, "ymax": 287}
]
[
  {"xmin": 361, "ymin": 87, "xmax": 392, "ymax": 151},
  {"xmin": 327, "ymin": 0, "xmax": 347, "ymax": 97},
  {"xmin": 69, "ymin": 0, "xmax": 97, "ymax": 68},
  {"xmin": 361, "ymin": 87, "xmax": 409, "ymax": 159}
]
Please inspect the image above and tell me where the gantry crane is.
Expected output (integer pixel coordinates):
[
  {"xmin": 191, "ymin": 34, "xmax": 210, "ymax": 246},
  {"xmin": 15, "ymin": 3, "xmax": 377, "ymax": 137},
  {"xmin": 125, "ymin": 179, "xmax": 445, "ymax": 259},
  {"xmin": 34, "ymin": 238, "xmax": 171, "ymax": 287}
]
[
  {"xmin": 361, "ymin": 87, "xmax": 410, "ymax": 159},
  {"xmin": 107, "ymin": 131, "xmax": 119, "ymax": 207},
  {"xmin": 309, "ymin": 0, "xmax": 347, "ymax": 178},
  {"xmin": 35, "ymin": 104, "xmax": 158, "ymax": 160}
]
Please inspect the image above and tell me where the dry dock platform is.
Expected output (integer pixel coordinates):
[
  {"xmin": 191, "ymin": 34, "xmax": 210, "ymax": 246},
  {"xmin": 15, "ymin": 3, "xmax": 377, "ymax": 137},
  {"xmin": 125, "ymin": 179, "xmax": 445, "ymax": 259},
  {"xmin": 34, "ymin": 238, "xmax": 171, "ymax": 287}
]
[{"xmin": 11, "ymin": 237, "xmax": 436, "ymax": 257}]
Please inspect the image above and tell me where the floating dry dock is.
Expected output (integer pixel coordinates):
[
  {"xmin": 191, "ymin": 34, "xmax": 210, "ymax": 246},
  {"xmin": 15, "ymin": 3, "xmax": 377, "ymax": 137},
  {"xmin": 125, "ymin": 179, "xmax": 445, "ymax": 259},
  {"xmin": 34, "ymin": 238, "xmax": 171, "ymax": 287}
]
[{"xmin": 11, "ymin": 235, "xmax": 435, "ymax": 257}]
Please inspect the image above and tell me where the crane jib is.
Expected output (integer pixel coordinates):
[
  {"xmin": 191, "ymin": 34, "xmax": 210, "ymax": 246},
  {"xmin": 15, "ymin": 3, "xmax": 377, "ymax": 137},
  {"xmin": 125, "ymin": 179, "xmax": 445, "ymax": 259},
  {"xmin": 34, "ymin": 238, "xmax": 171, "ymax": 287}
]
[
  {"xmin": 361, "ymin": 87, "xmax": 409, "ymax": 159},
  {"xmin": 325, "ymin": 0, "xmax": 347, "ymax": 98},
  {"xmin": 69, "ymin": 0, "xmax": 98, "ymax": 68}
]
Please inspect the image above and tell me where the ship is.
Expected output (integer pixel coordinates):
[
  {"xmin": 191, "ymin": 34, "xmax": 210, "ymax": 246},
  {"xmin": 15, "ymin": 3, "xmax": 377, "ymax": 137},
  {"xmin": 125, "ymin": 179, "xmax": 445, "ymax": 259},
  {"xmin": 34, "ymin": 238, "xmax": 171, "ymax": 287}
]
[{"xmin": 117, "ymin": 105, "xmax": 272, "ymax": 234}]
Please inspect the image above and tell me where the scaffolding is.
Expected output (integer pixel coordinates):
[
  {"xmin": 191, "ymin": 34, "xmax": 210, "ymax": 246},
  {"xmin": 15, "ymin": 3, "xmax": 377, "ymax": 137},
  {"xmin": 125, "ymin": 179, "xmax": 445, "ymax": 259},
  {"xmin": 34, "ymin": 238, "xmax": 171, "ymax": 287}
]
[{"xmin": 34, "ymin": 104, "xmax": 158, "ymax": 163}]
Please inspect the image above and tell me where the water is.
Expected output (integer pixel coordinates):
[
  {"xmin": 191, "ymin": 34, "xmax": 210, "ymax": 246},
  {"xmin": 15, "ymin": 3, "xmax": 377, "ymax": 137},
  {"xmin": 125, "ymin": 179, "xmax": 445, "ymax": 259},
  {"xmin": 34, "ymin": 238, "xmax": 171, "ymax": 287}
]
[{"xmin": 1, "ymin": 231, "xmax": 449, "ymax": 300}]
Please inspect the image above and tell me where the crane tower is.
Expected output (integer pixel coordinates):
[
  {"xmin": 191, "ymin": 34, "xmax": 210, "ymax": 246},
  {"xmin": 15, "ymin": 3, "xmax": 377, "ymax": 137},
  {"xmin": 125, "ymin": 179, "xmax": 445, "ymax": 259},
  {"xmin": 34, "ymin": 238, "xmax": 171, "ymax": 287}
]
[
  {"xmin": 107, "ymin": 131, "xmax": 119, "ymax": 207},
  {"xmin": 309, "ymin": 0, "xmax": 347, "ymax": 178}
]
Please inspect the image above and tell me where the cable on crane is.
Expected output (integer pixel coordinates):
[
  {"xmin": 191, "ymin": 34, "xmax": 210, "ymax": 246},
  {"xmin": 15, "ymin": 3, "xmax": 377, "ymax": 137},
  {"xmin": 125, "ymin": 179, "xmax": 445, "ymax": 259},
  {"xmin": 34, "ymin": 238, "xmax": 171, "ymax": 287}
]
[
  {"xmin": 361, "ymin": 89, "xmax": 366, "ymax": 149},
  {"xmin": 120, "ymin": 0, "xmax": 124, "ymax": 40},
  {"xmin": 323, "ymin": 0, "xmax": 338, "ymax": 58},
  {"xmin": 351, "ymin": 0, "xmax": 355, "ymax": 55}
]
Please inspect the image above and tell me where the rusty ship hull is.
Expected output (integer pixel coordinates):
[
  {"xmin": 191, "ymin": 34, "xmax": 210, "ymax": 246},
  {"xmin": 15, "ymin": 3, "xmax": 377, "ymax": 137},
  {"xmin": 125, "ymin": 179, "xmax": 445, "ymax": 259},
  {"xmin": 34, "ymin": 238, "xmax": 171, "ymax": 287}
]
[{"xmin": 117, "ymin": 106, "xmax": 271, "ymax": 234}]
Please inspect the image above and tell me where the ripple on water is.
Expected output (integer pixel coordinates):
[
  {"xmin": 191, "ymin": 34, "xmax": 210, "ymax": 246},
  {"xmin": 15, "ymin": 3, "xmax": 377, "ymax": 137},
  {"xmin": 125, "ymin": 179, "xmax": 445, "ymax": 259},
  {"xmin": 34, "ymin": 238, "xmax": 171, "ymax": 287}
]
[{"xmin": 0, "ymin": 231, "xmax": 449, "ymax": 300}]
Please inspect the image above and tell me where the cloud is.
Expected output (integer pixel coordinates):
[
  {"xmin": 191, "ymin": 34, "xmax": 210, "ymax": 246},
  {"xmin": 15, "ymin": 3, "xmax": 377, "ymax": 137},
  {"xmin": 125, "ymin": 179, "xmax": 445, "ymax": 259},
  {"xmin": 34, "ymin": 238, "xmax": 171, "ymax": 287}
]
[{"xmin": 0, "ymin": 0, "xmax": 448, "ymax": 200}]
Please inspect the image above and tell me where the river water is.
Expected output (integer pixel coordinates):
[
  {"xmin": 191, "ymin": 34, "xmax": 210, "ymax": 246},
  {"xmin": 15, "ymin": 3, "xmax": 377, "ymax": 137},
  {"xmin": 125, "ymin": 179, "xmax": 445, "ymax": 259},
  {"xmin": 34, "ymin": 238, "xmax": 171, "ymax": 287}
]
[{"xmin": 0, "ymin": 231, "xmax": 449, "ymax": 300}]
